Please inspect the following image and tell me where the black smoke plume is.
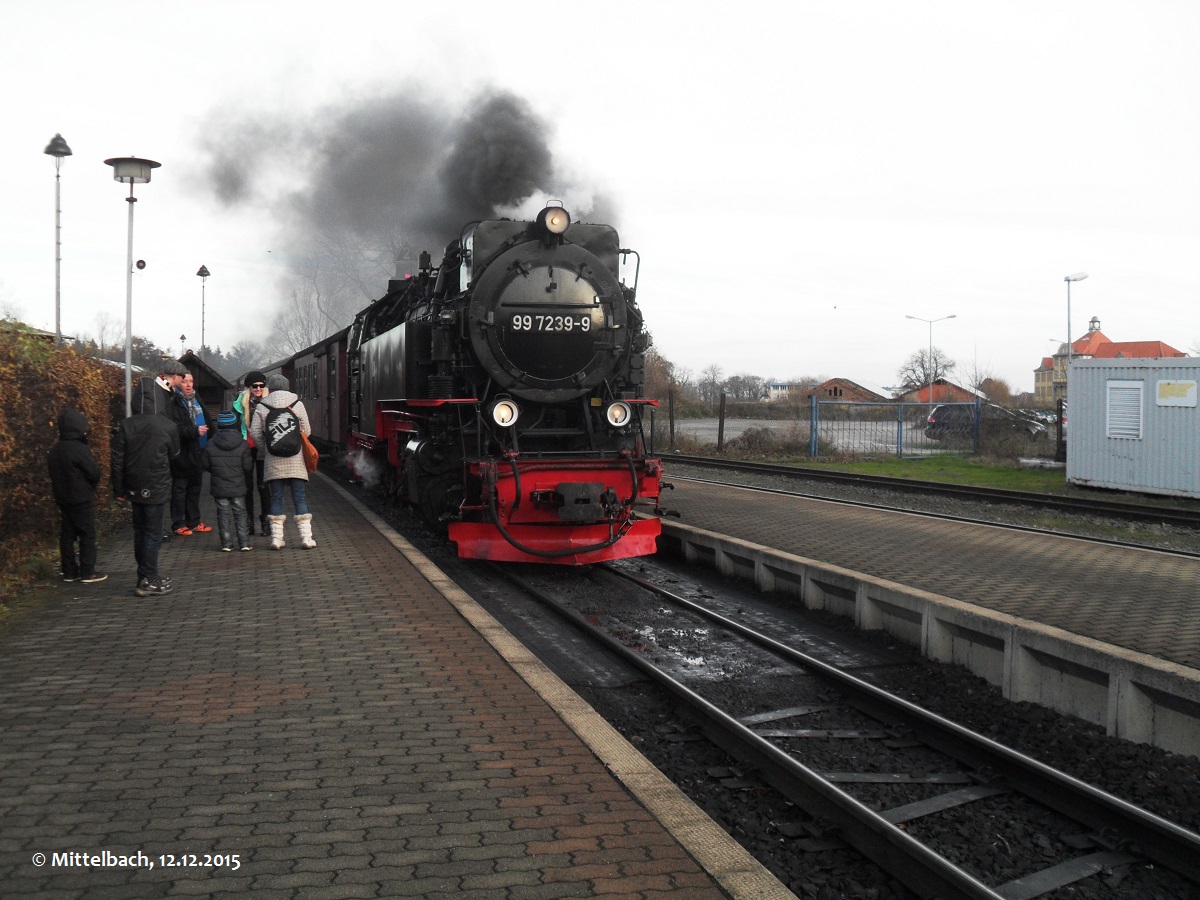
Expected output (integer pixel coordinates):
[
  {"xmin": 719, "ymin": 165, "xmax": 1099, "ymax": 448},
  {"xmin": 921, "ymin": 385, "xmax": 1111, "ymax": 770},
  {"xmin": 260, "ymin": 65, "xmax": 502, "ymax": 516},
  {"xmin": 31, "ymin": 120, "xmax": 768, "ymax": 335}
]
[{"xmin": 199, "ymin": 87, "xmax": 612, "ymax": 266}]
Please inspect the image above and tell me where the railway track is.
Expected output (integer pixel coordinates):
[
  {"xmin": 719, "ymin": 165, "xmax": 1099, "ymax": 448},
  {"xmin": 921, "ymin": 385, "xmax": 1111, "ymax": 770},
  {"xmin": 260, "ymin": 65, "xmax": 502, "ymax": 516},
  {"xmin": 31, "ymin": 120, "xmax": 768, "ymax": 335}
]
[
  {"xmin": 667, "ymin": 454, "xmax": 1200, "ymax": 529},
  {"xmin": 492, "ymin": 558, "xmax": 1200, "ymax": 900}
]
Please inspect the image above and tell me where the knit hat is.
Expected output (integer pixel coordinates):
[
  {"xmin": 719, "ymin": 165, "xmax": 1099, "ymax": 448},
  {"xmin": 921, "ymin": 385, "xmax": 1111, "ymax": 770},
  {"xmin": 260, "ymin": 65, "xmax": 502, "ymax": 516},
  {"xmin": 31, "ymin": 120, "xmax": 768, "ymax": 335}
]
[
  {"xmin": 244, "ymin": 370, "xmax": 267, "ymax": 388},
  {"xmin": 161, "ymin": 359, "xmax": 189, "ymax": 377},
  {"xmin": 266, "ymin": 374, "xmax": 289, "ymax": 392},
  {"xmin": 216, "ymin": 410, "xmax": 239, "ymax": 430}
]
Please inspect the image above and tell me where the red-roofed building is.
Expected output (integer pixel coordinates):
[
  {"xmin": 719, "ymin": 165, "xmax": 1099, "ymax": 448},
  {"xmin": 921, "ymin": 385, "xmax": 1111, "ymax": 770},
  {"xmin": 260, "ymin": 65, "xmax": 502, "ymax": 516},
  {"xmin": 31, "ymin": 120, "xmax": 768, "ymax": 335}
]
[
  {"xmin": 801, "ymin": 378, "xmax": 888, "ymax": 402},
  {"xmin": 1036, "ymin": 316, "xmax": 1186, "ymax": 404},
  {"xmin": 894, "ymin": 379, "xmax": 977, "ymax": 404}
]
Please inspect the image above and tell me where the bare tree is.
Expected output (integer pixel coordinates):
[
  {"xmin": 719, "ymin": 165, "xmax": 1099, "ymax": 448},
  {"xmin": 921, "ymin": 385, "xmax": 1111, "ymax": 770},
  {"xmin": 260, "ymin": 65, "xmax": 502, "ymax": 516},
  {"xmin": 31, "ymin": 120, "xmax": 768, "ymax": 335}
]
[
  {"xmin": 263, "ymin": 277, "xmax": 341, "ymax": 360},
  {"xmin": 722, "ymin": 373, "xmax": 766, "ymax": 401},
  {"xmin": 92, "ymin": 312, "xmax": 121, "ymax": 354},
  {"xmin": 224, "ymin": 340, "xmax": 265, "ymax": 376},
  {"xmin": 897, "ymin": 348, "xmax": 956, "ymax": 389},
  {"xmin": 699, "ymin": 364, "xmax": 724, "ymax": 406},
  {"xmin": 284, "ymin": 222, "xmax": 412, "ymax": 335},
  {"xmin": 642, "ymin": 346, "xmax": 676, "ymax": 403}
]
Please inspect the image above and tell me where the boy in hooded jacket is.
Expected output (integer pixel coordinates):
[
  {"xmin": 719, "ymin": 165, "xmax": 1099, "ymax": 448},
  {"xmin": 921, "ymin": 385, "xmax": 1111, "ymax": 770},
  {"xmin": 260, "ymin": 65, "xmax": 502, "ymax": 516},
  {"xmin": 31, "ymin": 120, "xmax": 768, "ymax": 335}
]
[
  {"xmin": 202, "ymin": 410, "xmax": 254, "ymax": 551},
  {"xmin": 47, "ymin": 408, "xmax": 106, "ymax": 584}
]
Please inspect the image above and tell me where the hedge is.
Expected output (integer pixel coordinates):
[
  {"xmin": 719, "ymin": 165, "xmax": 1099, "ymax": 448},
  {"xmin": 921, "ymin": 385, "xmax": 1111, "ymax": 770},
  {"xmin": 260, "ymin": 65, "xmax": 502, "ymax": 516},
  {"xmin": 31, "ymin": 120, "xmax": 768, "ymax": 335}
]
[{"xmin": 1, "ymin": 325, "xmax": 125, "ymax": 600}]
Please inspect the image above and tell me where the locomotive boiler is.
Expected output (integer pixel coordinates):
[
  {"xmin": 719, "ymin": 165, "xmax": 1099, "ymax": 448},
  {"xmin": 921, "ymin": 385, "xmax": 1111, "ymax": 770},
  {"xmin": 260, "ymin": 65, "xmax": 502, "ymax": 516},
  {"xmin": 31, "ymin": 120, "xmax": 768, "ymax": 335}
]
[{"xmin": 346, "ymin": 204, "xmax": 665, "ymax": 563}]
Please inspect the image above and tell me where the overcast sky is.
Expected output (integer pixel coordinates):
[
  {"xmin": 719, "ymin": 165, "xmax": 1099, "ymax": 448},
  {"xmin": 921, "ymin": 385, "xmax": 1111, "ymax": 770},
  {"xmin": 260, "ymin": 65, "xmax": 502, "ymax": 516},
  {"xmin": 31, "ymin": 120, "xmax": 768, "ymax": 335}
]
[{"xmin": 3, "ymin": 1, "xmax": 1196, "ymax": 394}]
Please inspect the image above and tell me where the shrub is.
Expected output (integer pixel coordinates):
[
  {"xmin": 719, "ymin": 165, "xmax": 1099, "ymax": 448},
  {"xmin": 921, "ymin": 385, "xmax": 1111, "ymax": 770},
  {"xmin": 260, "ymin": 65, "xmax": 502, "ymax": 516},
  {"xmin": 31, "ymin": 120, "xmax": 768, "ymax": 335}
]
[{"xmin": 0, "ymin": 324, "xmax": 124, "ymax": 603}]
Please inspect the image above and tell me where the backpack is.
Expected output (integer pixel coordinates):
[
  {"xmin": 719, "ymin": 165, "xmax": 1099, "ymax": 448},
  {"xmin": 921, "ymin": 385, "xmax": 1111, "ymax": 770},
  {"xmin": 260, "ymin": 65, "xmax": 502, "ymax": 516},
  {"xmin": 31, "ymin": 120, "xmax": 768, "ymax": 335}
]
[{"xmin": 264, "ymin": 403, "xmax": 302, "ymax": 457}]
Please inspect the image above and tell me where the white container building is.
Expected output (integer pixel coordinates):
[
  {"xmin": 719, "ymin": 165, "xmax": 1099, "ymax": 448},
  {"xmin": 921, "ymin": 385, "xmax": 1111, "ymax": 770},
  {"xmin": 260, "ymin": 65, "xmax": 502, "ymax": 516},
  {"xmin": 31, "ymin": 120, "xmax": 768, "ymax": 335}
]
[{"xmin": 1066, "ymin": 357, "xmax": 1200, "ymax": 499}]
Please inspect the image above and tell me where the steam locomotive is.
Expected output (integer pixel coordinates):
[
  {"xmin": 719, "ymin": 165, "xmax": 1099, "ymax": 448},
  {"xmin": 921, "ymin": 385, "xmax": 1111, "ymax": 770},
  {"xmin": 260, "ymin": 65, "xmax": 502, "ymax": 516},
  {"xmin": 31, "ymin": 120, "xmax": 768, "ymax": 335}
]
[{"xmin": 279, "ymin": 205, "xmax": 666, "ymax": 564}]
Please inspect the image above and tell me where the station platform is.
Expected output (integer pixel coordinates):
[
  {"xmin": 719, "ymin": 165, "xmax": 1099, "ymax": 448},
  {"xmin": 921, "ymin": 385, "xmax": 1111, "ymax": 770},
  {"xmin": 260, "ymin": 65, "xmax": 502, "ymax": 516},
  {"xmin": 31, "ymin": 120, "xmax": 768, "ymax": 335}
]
[
  {"xmin": 659, "ymin": 477, "xmax": 1200, "ymax": 757},
  {"xmin": 663, "ymin": 478, "xmax": 1200, "ymax": 671},
  {"xmin": 0, "ymin": 473, "xmax": 791, "ymax": 898}
]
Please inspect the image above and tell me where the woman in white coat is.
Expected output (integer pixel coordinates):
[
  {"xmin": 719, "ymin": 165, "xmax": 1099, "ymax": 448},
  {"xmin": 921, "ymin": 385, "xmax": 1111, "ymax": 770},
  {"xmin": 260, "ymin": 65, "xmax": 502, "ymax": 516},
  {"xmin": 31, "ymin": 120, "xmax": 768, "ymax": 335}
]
[{"xmin": 249, "ymin": 374, "xmax": 316, "ymax": 549}]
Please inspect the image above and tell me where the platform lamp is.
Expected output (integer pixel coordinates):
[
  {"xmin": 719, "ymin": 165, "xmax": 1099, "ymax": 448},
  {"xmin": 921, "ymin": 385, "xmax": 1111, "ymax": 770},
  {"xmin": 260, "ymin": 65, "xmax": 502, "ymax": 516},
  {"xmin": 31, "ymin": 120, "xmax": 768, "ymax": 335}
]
[
  {"xmin": 196, "ymin": 265, "xmax": 210, "ymax": 350},
  {"xmin": 105, "ymin": 155, "xmax": 161, "ymax": 417},
  {"xmin": 44, "ymin": 134, "xmax": 73, "ymax": 345},
  {"xmin": 905, "ymin": 313, "xmax": 956, "ymax": 406},
  {"xmin": 1064, "ymin": 272, "xmax": 1088, "ymax": 363}
]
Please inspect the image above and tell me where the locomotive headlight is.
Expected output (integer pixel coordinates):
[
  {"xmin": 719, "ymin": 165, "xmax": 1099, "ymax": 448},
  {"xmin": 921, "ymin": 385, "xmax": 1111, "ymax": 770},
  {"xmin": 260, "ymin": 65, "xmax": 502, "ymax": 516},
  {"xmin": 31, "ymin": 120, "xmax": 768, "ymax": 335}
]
[
  {"xmin": 538, "ymin": 205, "xmax": 571, "ymax": 235},
  {"xmin": 491, "ymin": 399, "xmax": 520, "ymax": 427},
  {"xmin": 605, "ymin": 401, "xmax": 633, "ymax": 428}
]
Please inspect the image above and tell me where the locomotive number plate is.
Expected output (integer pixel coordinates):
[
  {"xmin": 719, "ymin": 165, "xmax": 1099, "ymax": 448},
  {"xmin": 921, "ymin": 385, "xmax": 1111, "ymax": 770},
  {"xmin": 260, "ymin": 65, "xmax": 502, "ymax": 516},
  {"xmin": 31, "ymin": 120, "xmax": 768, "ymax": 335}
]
[{"xmin": 510, "ymin": 314, "xmax": 592, "ymax": 333}]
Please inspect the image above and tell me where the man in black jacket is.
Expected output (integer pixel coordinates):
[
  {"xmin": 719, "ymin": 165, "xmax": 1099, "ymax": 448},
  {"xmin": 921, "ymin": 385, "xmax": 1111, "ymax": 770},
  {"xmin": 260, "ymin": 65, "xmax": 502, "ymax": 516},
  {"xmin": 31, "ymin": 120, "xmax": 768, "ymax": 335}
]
[
  {"xmin": 47, "ymin": 408, "xmax": 106, "ymax": 584},
  {"xmin": 139, "ymin": 359, "xmax": 190, "ymax": 541},
  {"xmin": 114, "ymin": 377, "xmax": 181, "ymax": 597}
]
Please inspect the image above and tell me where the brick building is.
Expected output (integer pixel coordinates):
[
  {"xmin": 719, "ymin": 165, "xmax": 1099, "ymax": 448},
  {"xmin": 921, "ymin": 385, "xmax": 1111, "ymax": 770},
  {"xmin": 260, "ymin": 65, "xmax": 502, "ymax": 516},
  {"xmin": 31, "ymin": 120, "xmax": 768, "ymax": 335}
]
[{"xmin": 1035, "ymin": 316, "xmax": 1186, "ymax": 405}]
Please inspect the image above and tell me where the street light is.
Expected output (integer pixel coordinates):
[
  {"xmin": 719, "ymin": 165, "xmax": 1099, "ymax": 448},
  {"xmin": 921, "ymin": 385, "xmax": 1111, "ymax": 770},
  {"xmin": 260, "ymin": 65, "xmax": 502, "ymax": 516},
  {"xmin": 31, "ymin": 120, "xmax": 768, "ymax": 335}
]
[
  {"xmin": 905, "ymin": 313, "xmax": 956, "ymax": 406},
  {"xmin": 44, "ymin": 134, "xmax": 72, "ymax": 346},
  {"xmin": 179, "ymin": 334, "xmax": 187, "ymax": 358},
  {"xmin": 196, "ymin": 265, "xmax": 210, "ymax": 350},
  {"xmin": 105, "ymin": 155, "xmax": 161, "ymax": 417},
  {"xmin": 1064, "ymin": 272, "xmax": 1088, "ymax": 363}
]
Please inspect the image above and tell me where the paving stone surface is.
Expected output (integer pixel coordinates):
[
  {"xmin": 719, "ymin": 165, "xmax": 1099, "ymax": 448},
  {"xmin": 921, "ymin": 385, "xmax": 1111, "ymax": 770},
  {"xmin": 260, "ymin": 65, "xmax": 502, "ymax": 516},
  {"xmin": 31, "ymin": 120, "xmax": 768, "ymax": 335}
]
[{"xmin": 0, "ymin": 476, "xmax": 739, "ymax": 898}]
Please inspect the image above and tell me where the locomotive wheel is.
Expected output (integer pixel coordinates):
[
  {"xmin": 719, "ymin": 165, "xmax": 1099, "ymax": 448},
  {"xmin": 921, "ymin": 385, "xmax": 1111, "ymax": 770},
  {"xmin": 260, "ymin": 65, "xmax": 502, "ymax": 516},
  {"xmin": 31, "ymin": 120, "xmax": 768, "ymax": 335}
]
[
  {"xmin": 417, "ymin": 473, "xmax": 463, "ymax": 532},
  {"xmin": 382, "ymin": 462, "xmax": 401, "ymax": 505}
]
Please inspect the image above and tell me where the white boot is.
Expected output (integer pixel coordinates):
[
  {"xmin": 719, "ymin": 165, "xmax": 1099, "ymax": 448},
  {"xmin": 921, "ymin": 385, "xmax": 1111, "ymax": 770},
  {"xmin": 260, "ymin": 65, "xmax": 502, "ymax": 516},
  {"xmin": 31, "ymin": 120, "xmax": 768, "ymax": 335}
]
[
  {"xmin": 295, "ymin": 513, "xmax": 316, "ymax": 549},
  {"xmin": 269, "ymin": 515, "xmax": 287, "ymax": 550}
]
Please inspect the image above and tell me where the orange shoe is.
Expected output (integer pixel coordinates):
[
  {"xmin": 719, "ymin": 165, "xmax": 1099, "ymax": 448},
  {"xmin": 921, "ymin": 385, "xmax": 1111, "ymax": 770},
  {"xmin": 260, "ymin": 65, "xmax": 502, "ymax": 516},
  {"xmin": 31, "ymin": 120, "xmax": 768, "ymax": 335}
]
[
  {"xmin": 192, "ymin": 523, "xmax": 212, "ymax": 533},
  {"xmin": 174, "ymin": 526, "xmax": 193, "ymax": 536}
]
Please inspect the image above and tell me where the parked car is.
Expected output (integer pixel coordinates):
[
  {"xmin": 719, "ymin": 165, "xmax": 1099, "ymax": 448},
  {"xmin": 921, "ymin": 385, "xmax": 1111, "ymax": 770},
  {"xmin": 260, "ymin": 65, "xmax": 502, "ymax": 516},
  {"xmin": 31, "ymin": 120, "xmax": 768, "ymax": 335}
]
[{"xmin": 925, "ymin": 404, "xmax": 1047, "ymax": 441}]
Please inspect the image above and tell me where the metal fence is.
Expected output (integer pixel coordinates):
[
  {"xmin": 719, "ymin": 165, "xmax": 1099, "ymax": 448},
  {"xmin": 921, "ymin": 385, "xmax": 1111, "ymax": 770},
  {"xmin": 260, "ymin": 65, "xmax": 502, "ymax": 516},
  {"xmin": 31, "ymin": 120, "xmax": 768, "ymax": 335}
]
[
  {"xmin": 659, "ymin": 398, "xmax": 1055, "ymax": 459},
  {"xmin": 810, "ymin": 400, "xmax": 960, "ymax": 457}
]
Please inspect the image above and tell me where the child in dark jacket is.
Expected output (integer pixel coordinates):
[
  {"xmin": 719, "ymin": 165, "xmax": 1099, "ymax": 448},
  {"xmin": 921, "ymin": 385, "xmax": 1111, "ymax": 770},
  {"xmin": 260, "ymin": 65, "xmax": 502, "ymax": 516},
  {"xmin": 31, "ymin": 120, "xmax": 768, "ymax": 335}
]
[
  {"xmin": 201, "ymin": 410, "xmax": 254, "ymax": 551},
  {"xmin": 47, "ymin": 408, "xmax": 105, "ymax": 583}
]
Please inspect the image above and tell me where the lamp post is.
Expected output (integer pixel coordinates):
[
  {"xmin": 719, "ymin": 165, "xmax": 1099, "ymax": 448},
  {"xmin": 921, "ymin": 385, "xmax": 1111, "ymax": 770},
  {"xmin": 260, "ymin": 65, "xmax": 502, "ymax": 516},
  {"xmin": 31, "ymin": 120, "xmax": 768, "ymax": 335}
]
[
  {"xmin": 179, "ymin": 334, "xmax": 187, "ymax": 358},
  {"xmin": 1063, "ymin": 272, "xmax": 1088, "ymax": 362},
  {"xmin": 105, "ymin": 156, "xmax": 161, "ymax": 417},
  {"xmin": 196, "ymin": 265, "xmax": 210, "ymax": 350},
  {"xmin": 44, "ymin": 134, "xmax": 73, "ymax": 345},
  {"xmin": 905, "ymin": 313, "xmax": 956, "ymax": 406}
]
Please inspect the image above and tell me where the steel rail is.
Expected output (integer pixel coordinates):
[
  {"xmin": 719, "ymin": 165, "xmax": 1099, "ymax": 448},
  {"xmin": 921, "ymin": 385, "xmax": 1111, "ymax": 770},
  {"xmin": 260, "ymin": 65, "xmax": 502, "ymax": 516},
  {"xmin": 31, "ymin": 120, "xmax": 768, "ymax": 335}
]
[
  {"xmin": 668, "ymin": 454, "xmax": 1200, "ymax": 528},
  {"xmin": 497, "ymin": 566, "xmax": 1006, "ymax": 900},
  {"xmin": 609, "ymin": 564, "xmax": 1200, "ymax": 886}
]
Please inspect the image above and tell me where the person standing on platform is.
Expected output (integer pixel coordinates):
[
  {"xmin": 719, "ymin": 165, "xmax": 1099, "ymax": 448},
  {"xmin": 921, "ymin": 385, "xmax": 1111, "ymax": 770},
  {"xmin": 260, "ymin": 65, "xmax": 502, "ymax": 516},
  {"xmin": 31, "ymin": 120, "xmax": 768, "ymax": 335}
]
[
  {"xmin": 171, "ymin": 372, "xmax": 212, "ymax": 536},
  {"xmin": 250, "ymin": 373, "xmax": 316, "ymax": 550},
  {"xmin": 202, "ymin": 410, "xmax": 254, "ymax": 552},
  {"xmin": 114, "ymin": 377, "xmax": 181, "ymax": 596},
  {"xmin": 140, "ymin": 359, "xmax": 189, "ymax": 544},
  {"xmin": 233, "ymin": 370, "xmax": 272, "ymax": 536},
  {"xmin": 46, "ymin": 407, "xmax": 106, "ymax": 584}
]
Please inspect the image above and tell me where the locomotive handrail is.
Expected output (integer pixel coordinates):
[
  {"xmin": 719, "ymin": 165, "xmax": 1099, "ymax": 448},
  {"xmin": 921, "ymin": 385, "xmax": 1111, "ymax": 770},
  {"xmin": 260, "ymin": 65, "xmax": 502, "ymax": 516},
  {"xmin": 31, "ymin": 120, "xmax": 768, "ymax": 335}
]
[{"xmin": 507, "ymin": 458, "xmax": 522, "ymax": 513}]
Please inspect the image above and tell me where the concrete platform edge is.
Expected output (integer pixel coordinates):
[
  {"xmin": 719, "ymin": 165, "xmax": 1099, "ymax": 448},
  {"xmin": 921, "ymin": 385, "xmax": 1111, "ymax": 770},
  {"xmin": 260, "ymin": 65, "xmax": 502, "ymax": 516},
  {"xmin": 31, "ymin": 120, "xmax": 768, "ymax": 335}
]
[
  {"xmin": 659, "ymin": 518, "xmax": 1200, "ymax": 759},
  {"xmin": 321, "ymin": 474, "xmax": 796, "ymax": 900}
]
